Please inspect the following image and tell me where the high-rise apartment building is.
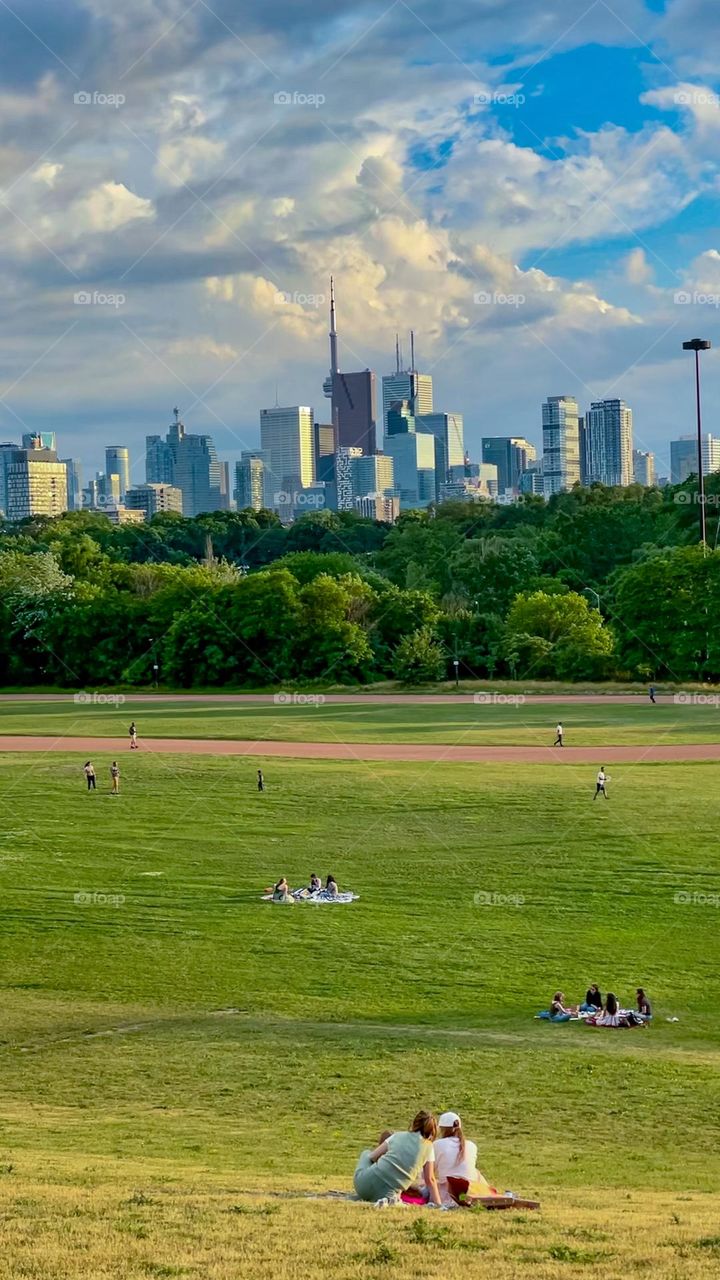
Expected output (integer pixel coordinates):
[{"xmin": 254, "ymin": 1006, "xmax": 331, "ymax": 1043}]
[
  {"xmin": 632, "ymin": 449, "xmax": 655, "ymax": 487},
  {"xmin": 351, "ymin": 452, "xmax": 394, "ymax": 498},
  {"xmin": 145, "ymin": 409, "xmax": 223, "ymax": 516},
  {"xmin": 313, "ymin": 422, "xmax": 336, "ymax": 483},
  {"xmin": 355, "ymin": 493, "xmax": 400, "ymax": 522},
  {"xmin": 5, "ymin": 440, "xmax": 67, "ymax": 520},
  {"xmin": 481, "ymin": 437, "xmax": 537, "ymax": 494},
  {"xmin": 125, "ymin": 483, "xmax": 183, "ymax": 517},
  {"xmin": 235, "ymin": 452, "xmax": 271, "ymax": 511},
  {"xmin": 542, "ymin": 396, "xmax": 580, "ymax": 497},
  {"xmin": 105, "ymin": 446, "xmax": 130, "ymax": 499},
  {"xmin": 670, "ymin": 434, "xmax": 720, "ymax": 484},
  {"xmin": 334, "ymin": 446, "xmax": 363, "ymax": 511},
  {"xmin": 583, "ymin": 399, "xmax": 633, "ymax": 486},
  {"xmin": 259, "ymin": 405, "xmax": 314, "ymax": 506}
]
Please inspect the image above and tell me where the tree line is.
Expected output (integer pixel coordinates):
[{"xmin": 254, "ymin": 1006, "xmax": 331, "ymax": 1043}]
[{"xmin": 1, "ymin": 475, "xmax": 719, "ymax": 687}]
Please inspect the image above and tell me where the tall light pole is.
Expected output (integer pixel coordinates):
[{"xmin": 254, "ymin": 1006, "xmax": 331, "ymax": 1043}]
[{"xmin": 682, "ymin": 338, "xmax": 711, "ymax": 550}]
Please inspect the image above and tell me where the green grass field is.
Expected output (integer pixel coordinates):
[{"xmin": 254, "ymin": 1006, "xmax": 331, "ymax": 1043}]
[
  {"xmin": 1, "ymin": 706, "xmax": 719, "ymax": 1277},
  {"xmin": 2, "ymin": 695, "xmax": 720, "ymax": 745}
]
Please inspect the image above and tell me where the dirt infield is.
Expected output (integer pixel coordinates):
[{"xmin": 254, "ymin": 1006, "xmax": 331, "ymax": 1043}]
[{"xmin": 0, "ymin": 734, "xmax": 718, "ymax": 764}]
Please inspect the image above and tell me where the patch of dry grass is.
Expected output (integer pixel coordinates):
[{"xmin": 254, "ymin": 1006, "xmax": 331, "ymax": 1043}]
[{"xmin": 0, "ymin": 1160, "xmax": 717, "ymax": 1280}]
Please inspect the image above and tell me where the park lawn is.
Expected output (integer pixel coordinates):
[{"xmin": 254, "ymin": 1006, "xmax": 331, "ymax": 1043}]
[
  {"xmin": 2, "ymin": 696, "xmax": 720, "ymax": 745},
  {"xmin": 0, "ymin": 750, "xmax": 718, "ymax": 1278}
]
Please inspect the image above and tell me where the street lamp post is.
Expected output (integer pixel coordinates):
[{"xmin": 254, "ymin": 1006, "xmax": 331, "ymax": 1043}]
[
  {"xmin": 453, "ymin": 658, "xmax": 460, "ymax": 691},
  {"xmin": 682, "ymin": 338, "xmax": 712, "ymax": 550}
]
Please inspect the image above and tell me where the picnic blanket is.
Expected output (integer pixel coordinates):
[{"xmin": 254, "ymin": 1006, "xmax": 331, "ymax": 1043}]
[{"xmin": 261, "ymin": 889, "xmax": 359, "ymax": 904}]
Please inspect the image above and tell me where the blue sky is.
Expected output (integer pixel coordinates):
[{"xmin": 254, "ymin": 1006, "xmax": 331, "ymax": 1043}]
[{"xmin": 0, "ymin": 0, "xmax": 719, "ymax": 483}]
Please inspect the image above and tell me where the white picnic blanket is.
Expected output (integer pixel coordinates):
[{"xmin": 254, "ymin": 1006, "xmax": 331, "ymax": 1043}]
[{"xmin": 261, "ymin": 889, "xmax": 359, "ymax": 904}]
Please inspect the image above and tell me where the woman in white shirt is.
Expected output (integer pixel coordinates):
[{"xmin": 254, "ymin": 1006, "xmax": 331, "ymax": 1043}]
[{"xmin": 433, "ymin": 1111, "xmax": 490, "ymax": 1207}]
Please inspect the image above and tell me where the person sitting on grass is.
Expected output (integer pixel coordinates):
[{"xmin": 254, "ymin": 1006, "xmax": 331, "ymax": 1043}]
[
  {"xmin": 548, "ymin": 991, "xmax": 574, "ymax": 1022},
  {"xmin": 592, "ymin": 992, "xmax": 628, "ymax": 1027},
  {"xmin": 325, "ymin": 874, "xmax": 339, "ymax": 898},
  {"xmin": 636, "ymin": 988, "xmax": 653, "ymax": 1019},
  {"xmin": 433, "ymin": 1111, "xmax": 493, "ymax": 1208},
  {"xmin": 309, "ymin": 874, "xmax": 322, "ymax": 894},
  {"xmin": 580, "ymin": 983, "xmax": 603, "ymax": 1013},
  {"xmin": 272, "ymin": 877, "xmax": 293, "ymax": 904},
  {"xmin": 353, "ymin": 1111, "xmax": 442, "ymax": 1206}
]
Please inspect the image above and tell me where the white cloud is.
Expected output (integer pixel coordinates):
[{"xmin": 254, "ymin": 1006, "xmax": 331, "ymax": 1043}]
[{"xmin": 72, "ymin": 181, "xmax": 155, "ymax": 233}]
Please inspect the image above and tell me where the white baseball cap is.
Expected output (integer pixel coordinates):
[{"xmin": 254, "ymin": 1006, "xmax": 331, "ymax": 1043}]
[{"xmin": 438, "ymin": 1111, "xmax": 461, "ymax": 1128}]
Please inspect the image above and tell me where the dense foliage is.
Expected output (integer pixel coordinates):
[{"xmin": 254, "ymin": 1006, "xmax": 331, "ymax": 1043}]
[{"xmin": 1, "ymin": 475, "xmax": 718, "ymax": 686}]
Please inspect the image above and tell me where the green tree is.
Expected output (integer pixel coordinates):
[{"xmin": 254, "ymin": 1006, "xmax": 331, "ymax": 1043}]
[
  {"xmin": 392, "ymin": 626, "xmax": 446, "ymax": 684},
  {"xmin": 504, "ymin": 590, "xmax": 616, "ymax": 680}
]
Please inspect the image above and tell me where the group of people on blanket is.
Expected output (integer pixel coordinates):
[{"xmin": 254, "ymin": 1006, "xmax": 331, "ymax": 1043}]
[
  {"xmin": 272, "ymin": 874, "xmax": 339, "ymax": 902},
  {"xmin": 544, "ymin": 984, "xmax": 652, "ymax": 1025}
]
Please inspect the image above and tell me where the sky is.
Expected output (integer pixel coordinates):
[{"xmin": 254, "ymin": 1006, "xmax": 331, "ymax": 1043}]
[{"xmin": 1, "ymin": 0, "xmax": 720, "ymax": 487}]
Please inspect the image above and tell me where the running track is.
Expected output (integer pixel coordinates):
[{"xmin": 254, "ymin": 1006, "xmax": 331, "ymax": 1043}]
[
  {"xmin": 0, "ymin": 692, "xmax": 687, "ymax": 704},
  {"xmin": 0, "ymin": 735, "xmax": 718, "ymax": 763}
]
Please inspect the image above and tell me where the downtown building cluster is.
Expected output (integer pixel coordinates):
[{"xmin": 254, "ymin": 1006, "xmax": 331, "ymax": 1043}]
[{"xmin": 0, "ymin": 291, "xmax": 715, "ymax": 523}]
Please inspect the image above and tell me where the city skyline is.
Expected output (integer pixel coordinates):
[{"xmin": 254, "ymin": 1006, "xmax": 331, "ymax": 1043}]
[{"xmin": 0, "ymin": 2, "xmax": 718, "ymax": 491}]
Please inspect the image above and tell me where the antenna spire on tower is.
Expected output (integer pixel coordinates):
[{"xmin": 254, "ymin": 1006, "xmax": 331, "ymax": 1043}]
[
  {"xmin": 410, "ymin": 330, "xmax": 415, "ymax": 372},
  {"xmin": 329, "ymin": 275, "xmax": 339, "ymax": 375}
]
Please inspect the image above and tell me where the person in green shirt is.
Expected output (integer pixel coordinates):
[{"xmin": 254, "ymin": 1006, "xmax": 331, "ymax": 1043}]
[{"xmin": 353, "ymin": 1111, "xmax": 442, "ymax": 1205}]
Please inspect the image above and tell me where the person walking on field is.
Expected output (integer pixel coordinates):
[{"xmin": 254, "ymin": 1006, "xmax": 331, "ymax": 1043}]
[
  {"xmin": 594, "ymin": 766, "xmax": 608, "ymax": 800},
  {"xmin": 553, "ymin": 722, "xmax": 564, "ymax": 747},
  {"xmin": 257, "ymin": 768, "xmax": 265, "ymax": 792},
  {"xmin": 110, "ymin": 761, "xmax": 120, "ymax": 795},
  {"xmin": 129, "ymin": 721, "xmax": 138, "ymax": 749},
  {"xmin": 649, "ymin": 685, "xmax": 657, "ymax": 704},
  {"xmin": 84, "ymin": 761, "xmax": 96, "ymax": 791}
]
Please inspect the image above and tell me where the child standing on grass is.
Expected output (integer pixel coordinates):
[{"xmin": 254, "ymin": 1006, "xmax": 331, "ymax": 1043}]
[
  {"xmin": 84, "ymin": 761, "xmax": 96, "ymax": 791},
  {"xmin": 110, "ymin": 761, "xmax": 120, "ymax": 795}
]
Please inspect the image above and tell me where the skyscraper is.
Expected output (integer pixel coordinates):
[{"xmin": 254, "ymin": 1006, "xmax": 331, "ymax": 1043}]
[
  {"xmin": 5, "ymin": 440, "xmax": 67, "ymax": 520},
  {"xmin": 259, "ymin": 405, "xmax": 314, "ymax": 506},
  {"xmin": 670, "ymin": 434, "xmax": 720, "ymax": 484},
  {"xmin": 145, "ymin": 409, "xmax": 224, "ymax": 516},
  {"xmin": 313, "ymin": 422, "xmax": 336, "ymax": 484},
  {"xmin": 235, "ymin": 452, "xmax": 270, "ymax": 511},
  {"xmin": 632, "ymin": 449, "xmax": 655, "ymax": 487},
  {"xmin": 481, "ymin": 437, "xmax": 537, "ymax": 494},
  {"xmin": 0, "ymin": 441, "xmax": 20, "ymax": 517},
  {"xmin": 542, "ymin": 396, "xmax": 580, "ymax": 497},
  {"xmin": 583, "ymin": 399, "xmax": 633, "ymax": 486},
  {"xmin": 351, "ymin": 452, "xmax": 395, "ymax": 498},
  {"xmin": 324, "ymin": 279, "xmax": 377, "ymax": 454},
  {"xmin": 416, "ymin": 413, "xmax": 465, "ymax": 491},
  {"xmin": 61, "ymin": 458, "xmax": 83, "ymax": 511},
  {"xmin": 105, "ymin": 446, "xmax": 130, "ymax": 499},
  {"xmin": 381, "ymin": 333, "xmax": 433, "ymax": 433},
  {"xmin": 385, "ymin": 432, "xmax": 436, "ymax": 509}
]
